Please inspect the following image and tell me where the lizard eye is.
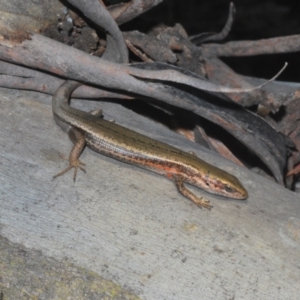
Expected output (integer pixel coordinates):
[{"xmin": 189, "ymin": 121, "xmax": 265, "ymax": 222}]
[{"xmin": 224, "ymin": 185, "xmax": 235, "ymax": 193}]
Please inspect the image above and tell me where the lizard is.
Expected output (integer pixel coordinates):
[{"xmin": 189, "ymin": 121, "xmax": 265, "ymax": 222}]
[{"xmin": 52, "ymin": 80, "xmax": 248, "ymax": 209}]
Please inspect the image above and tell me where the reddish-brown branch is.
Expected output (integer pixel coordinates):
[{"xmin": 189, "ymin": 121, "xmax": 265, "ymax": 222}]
[
  {"xmin": 0, "ymin": 33, "xmax": 275, "ymax": 96},
  {"xmin": 201, "ymin": 35, "xmax": 300, "ymax": 57}
]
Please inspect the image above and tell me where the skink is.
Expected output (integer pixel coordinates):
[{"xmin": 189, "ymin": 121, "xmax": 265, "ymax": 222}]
[{"xmin": 52, "ymin": 80, "xmax": 248, "ymax": 209}]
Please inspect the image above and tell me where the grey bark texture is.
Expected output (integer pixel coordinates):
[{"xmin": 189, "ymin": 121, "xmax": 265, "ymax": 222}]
[{"xmin": 1, "ymin": 88, "xmax": 299, "ymax": 299}]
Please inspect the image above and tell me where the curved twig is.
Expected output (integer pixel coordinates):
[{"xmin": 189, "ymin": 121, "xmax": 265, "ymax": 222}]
[{"xmin": 190, "ymin": 2, "xmax": 236, "ymax": 44}]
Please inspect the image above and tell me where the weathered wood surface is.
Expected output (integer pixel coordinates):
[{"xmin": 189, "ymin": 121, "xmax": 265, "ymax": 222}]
[{"xmin": 1, "ymin": 87, "xmax": 300, "ymax": 299}]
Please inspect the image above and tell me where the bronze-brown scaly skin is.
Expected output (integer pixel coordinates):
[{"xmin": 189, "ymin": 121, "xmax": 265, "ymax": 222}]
[{"xmin": 52, "ymin": 81, "xmax": 248, "ymax": 209}]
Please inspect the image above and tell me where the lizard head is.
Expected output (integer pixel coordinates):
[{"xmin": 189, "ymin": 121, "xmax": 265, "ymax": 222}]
[{"xmin": 207, "ymin": 170, "xmax": 248, "ymax": 200}]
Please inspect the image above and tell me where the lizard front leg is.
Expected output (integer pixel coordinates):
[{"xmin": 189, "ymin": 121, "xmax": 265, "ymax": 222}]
[
  {"xmin": 53, "ymin": 128, "xmax": 86, "ymax": 182},
  {"xmin": 53, "ymin": 109, "xmax": 103, "ymax": 181},
  {"xmin": 172, "ymin": 174, "xmax": 212, "ymax": 209}
]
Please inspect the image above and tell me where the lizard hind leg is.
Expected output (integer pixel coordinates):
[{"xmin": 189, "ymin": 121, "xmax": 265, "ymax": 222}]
[
  {"xmin": 172, "ymin": 174, "xmax": 212, "ymax": 209},
  {"xmin": 53, "ymin": 128, "xmax": 86, "ymax": 182}
]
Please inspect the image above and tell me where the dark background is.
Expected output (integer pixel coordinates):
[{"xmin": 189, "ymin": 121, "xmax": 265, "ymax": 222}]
[{"xmin": 121, "ymin": 0, "xmax": 300, "ymax": 82}]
